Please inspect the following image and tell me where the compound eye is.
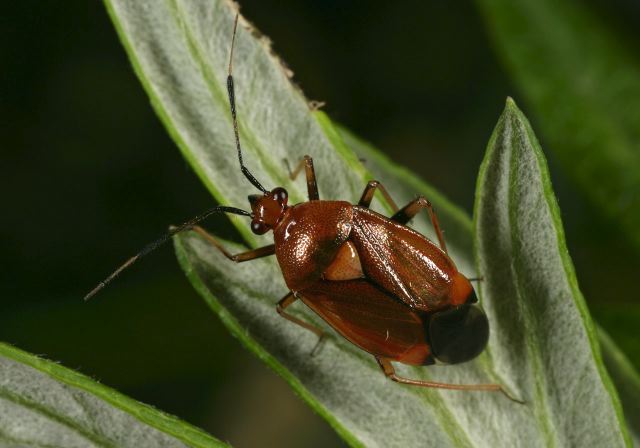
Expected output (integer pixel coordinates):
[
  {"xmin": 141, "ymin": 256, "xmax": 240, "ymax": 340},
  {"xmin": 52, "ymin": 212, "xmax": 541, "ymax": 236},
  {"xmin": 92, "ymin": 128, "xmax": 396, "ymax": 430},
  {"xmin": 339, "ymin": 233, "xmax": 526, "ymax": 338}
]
[
  {"xmin": 251, "ymin": 220, "xmax": 270, "ymax": 235},
  {"xmin": 429, "ymin": 304, "xmax": 489, "ymax": 365},
  {"xmin": 272, "ymin": 187, "xmax": 288, "ymax": 204}
]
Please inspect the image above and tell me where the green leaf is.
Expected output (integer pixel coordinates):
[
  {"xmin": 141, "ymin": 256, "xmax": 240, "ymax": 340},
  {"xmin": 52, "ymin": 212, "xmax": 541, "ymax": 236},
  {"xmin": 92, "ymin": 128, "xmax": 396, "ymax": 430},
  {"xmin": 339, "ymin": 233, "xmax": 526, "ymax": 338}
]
[
  {"xmin": 105, "ymin": 0, "xmax": 635, "ymax": 446},
  {"xmin": 0, "ymin": 342, "xmax": 225, "ymax": 447},
  {"xmin": 348, "ymin": 121, "xmax": 640, "ymax": 444},
  {"xmin": 475, "ymin": 0, "xmax": 640, "ymax": 248},
  {"xmin": 475, "ymin": 98, "xmax": 629, "ymax": 446},
  {"xmin": 104, "ymin": 0, "xmax": 366, "ymax": 247}
]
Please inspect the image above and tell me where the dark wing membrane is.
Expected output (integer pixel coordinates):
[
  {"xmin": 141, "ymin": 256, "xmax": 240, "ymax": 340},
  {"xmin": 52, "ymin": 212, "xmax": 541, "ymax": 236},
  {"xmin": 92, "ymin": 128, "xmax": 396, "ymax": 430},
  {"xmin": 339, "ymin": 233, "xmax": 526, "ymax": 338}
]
[
  {"xmin": 350, "ymin": 207, "xmax": 456, "ymax": 312},
  {"xmin": 300, "ymin": 279, "xmax": 431, "ymax": 365}
]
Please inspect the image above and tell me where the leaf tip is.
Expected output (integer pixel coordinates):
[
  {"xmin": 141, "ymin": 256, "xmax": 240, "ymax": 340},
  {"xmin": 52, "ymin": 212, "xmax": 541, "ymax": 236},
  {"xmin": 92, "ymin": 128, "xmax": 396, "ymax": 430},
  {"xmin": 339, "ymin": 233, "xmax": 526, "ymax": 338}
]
[
  {"xmin": 501, "ymin": 96, "xmax": 528, "ymax": 128},
  {"xmin": 504, "ymin": 96, "xmax": 518, "ymax": 111}
]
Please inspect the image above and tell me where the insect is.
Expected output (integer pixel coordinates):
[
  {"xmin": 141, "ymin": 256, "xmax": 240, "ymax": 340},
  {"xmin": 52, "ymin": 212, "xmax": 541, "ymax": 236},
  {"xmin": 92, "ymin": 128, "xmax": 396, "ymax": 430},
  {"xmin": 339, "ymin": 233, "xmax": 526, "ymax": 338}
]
[{"xmin": 87, "ymin": 14, "xmax": 520, "ymax": 402}]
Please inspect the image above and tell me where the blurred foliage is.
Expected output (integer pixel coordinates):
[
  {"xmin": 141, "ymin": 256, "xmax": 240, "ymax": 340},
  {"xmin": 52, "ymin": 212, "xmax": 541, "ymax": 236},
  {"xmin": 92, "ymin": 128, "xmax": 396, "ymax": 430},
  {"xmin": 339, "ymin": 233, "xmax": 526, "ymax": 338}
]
[
  {"xmin": 476, "ymin": 0, "xmax": 640, "ymax": 251},
  {"xmin": 1, "ymin": 0, "xmax": 639, "ymax": 447}
]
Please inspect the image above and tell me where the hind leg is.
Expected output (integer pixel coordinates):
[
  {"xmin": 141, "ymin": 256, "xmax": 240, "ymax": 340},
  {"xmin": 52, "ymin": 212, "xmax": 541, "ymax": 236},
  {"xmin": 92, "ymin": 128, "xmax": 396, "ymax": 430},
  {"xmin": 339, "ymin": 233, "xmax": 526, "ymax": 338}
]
[
  {"xmin": 391, "ymin": 197, "xmax": 448, "ymax": 254},
  {"xmin": 358, "ymin": 180, "xmax": 399, "ymax": 212},
  {"xmin": 376, "ymin": 357, "xmax": 523, "ymax": 403}
]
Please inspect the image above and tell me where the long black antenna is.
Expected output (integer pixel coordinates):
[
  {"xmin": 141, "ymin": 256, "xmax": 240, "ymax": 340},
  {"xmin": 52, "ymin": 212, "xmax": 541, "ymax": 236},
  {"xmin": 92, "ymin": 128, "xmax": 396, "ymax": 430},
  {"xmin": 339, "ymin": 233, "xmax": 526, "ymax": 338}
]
[
  {"xmin": 84, "ymin": 206, "xmax": 251, "ymax": 301},
  {"xmin": 227, "ymin": 13, "xmax": 268, "ymax": 194}
]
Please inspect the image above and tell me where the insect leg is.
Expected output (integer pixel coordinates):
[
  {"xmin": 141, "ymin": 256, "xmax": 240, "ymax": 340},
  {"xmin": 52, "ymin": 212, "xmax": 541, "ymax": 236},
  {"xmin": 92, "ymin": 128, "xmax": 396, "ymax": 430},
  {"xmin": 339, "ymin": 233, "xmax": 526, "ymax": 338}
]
[
  {"xmin": 190, "ymin": 225, "xmax": 275, "ymax": 262},
  {"xmin": 391, "ymin": 196, "xmax": 448, "ymax": 254},
  {"xmin": 358, "ymin": 180, "xmax": 399, "ymax": 212},
  {"xmin": 286, "ymin": 155, "xmax": 319, "ymax": 200},
  {"xmin": 277, "ymin": 292, "xmax": 325, "ymax": 342},
  {"xmin": 375, "ymin": 357, "xmax": 524, "ymax": 403}
]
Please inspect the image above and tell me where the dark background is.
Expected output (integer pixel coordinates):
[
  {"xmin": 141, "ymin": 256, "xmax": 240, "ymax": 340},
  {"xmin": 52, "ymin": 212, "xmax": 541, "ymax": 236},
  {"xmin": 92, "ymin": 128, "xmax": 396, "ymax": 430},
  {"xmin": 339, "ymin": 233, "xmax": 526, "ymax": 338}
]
[{"xmin": 2, "ymin": 1, "xmax": 639, "ymax": 447}]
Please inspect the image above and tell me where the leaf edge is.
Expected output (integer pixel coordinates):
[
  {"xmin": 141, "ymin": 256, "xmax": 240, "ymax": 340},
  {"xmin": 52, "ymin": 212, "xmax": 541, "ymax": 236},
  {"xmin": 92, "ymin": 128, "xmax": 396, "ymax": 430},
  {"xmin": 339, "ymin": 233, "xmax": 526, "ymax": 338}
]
[
  {"xmin": 472, "ymin": 97, "xmax": 632, "ymax": 446},
  {"xmin": 0, "ymin": 342, "xmax": 227, "ymax": 448}
]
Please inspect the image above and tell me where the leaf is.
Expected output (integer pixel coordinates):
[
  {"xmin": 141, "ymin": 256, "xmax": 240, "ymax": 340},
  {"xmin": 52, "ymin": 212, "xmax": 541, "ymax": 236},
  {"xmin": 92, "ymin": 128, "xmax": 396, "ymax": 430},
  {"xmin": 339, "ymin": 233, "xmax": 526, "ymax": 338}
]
[
  {"xmin": 0, "ymin": 342, "xmax": 225, "ymax": 447},
  {"xmin": 104, "ymin": 0, "xmax": 366, "ymax": 247},
  {"xmin": 347, "ymin": 122, "xmax": 640, "ymax": 444},
  {"xmin": 105, "ymin": 0, "xmax": 634, "ymax": 446},
  {"xmin": 475, "ymin": 0, "xmax": 640, "ymax": 249},
  {"xmin": 474, "ymin": 98, "xmax": 630, "ymax": 446},
  {"xmin": 172, "ymin": 116, "xmax": 488, "ymax": 447},
  {"xmin": 174, "ymin": 104, "xmax": 633, "ymax": 446}
]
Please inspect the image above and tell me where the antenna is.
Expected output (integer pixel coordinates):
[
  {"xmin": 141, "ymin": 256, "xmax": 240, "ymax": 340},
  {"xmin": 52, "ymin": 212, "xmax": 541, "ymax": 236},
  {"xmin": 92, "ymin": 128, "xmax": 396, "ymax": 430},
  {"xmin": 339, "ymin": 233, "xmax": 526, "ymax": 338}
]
[
  {"xmin": 227, "ymin": 13, "xmax": 268, "ymax": 193},
  {"xmin": 84, "ymin": 206, "xmax": 251, "ymax": 301}
]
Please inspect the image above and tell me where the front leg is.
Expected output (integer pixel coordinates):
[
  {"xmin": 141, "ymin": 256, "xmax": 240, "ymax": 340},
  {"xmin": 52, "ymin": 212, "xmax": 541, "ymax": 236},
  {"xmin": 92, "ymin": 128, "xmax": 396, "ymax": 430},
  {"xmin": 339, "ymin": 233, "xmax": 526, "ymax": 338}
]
[{"xmin": 190, "ymin": 225, "xmax": 275, "ymax": 262}]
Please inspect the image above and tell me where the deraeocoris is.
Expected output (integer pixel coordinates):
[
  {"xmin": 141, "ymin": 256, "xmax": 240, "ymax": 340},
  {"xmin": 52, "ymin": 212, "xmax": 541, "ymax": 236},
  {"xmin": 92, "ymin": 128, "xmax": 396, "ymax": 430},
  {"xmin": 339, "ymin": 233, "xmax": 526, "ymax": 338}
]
[{"xmin": 87, "ymin": 14, "xmax": 520, "ymax": 403}]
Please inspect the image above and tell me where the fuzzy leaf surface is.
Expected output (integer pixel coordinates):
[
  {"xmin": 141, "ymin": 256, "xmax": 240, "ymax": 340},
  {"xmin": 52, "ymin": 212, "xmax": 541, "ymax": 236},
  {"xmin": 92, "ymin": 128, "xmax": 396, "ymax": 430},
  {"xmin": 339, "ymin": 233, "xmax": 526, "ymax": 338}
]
[
  {"xmin": 106, "ymin": 0, "xmax": 634, "ymax": 446},
  {"xmin": 0, "ymin": 343, "xmax": 225, "ymax": 448},
  {"xmin": 476, "ymin": 0, "xmax": 640, "ymax": 248},
  {"xmin": 474, "ymin": 99, "xmax": 630, "ymax": 447}
]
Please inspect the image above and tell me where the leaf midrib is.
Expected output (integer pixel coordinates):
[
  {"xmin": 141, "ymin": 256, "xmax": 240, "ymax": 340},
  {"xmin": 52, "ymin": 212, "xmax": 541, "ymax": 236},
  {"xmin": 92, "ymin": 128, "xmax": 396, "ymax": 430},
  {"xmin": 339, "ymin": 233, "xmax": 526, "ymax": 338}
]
[
  {"xmin": 0, "ymin": 384, "xmax": 115, "ymax": 448},
  {"xmin": 517, "ymin": 106, "xmax": 632, "ymax": 447},
  {"xmin": 506, "ymin": 111, "xmax": 558, "ymax": 447},
  {"xmin": 0, "ymin": 427, "xmax": 61, "ymax": 448}
]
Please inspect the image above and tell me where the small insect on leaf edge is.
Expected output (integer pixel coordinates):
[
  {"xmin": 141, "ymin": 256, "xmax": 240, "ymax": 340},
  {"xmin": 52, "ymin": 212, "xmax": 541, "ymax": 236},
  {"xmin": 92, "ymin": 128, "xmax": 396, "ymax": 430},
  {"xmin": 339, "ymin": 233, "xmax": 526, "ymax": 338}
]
[{"xmin": 85, "ymin": 12, "xmax": 523, "ymax": 405}]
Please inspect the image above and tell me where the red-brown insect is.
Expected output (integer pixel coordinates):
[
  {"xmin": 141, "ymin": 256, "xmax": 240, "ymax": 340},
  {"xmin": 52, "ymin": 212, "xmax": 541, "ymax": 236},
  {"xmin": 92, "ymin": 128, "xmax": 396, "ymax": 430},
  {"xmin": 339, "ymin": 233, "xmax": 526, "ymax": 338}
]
[{"xmin": 87, "ymin": 15, "xmax": 519, "ymax": 402}]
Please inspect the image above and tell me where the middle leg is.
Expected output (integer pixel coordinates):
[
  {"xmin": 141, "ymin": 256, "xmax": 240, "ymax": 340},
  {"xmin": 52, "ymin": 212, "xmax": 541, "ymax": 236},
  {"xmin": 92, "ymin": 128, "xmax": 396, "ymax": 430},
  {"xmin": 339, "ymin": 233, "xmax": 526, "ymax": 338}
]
[
  {"xmin": 277, "ymin": 292, "xmax": 327, "ymax": 355},
  {"xmin": 277, "ymin": 292, "xmax": 325, "ymax": 339},
  {"xmin": 286, "ymin": 155, "xmax": 319, "ymax": 201}
]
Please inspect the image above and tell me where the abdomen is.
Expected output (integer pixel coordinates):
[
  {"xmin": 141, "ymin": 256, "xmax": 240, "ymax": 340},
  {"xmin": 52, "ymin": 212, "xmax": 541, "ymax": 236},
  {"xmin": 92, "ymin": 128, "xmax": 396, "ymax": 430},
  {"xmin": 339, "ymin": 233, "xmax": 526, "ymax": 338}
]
[{"xmin": 299, "ymin": 279, "xmax": 433, "ymax": 365}]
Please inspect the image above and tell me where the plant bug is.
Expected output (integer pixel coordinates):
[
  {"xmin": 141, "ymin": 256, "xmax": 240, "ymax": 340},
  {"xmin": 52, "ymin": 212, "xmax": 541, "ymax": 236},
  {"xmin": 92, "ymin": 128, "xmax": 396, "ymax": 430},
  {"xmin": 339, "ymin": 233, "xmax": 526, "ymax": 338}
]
[{"xmin": 87, "ymin": 14, "xmax": 521, "ymax": 403}]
